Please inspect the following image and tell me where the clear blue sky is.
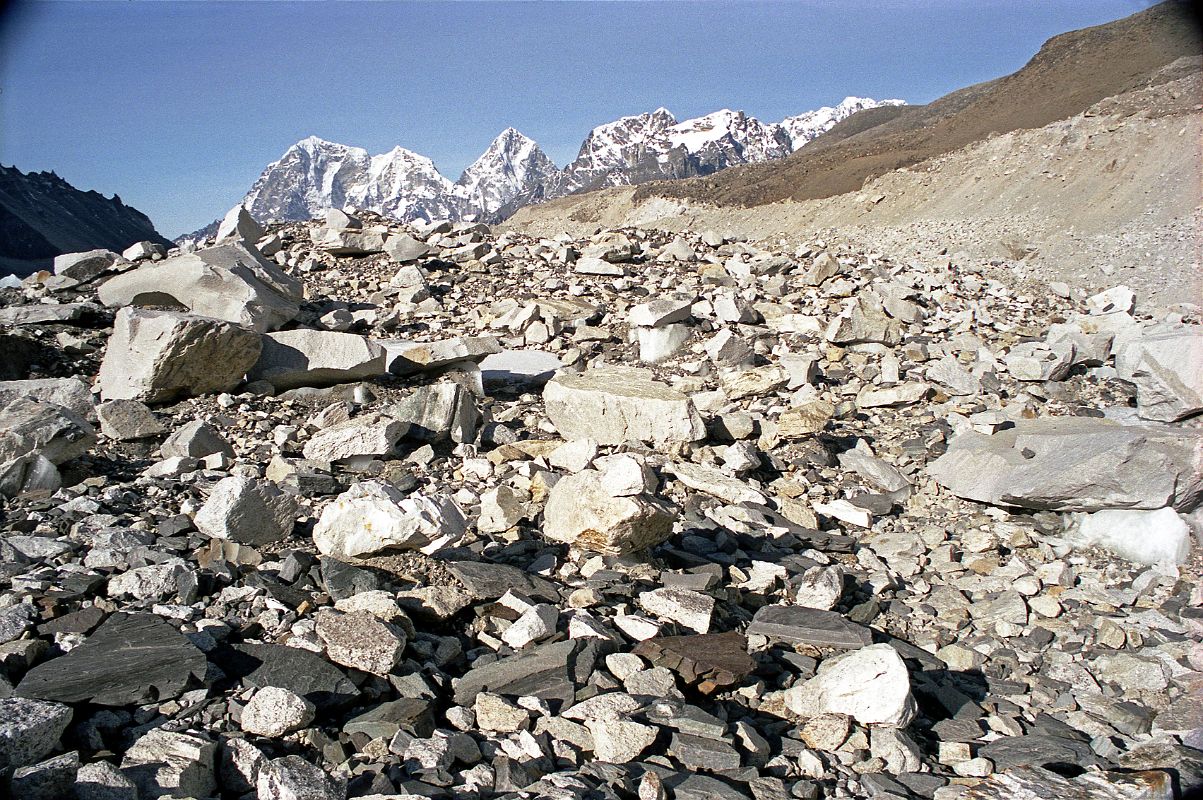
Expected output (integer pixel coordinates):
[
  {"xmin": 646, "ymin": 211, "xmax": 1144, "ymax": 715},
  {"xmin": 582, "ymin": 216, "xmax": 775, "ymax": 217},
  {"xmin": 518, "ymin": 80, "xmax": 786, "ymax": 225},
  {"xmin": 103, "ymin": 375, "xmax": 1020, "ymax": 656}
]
[{"xmin": 0, "ymin": 0, "xmax": 1156, "ymax": 237}]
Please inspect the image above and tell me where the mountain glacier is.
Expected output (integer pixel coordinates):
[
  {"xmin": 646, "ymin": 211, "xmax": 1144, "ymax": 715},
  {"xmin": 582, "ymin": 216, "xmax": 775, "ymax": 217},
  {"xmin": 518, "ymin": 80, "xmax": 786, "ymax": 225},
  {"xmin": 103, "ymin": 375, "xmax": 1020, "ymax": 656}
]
[{"xmin": 200, "ymin": 95, "xmax": 904, "ymax": 236}]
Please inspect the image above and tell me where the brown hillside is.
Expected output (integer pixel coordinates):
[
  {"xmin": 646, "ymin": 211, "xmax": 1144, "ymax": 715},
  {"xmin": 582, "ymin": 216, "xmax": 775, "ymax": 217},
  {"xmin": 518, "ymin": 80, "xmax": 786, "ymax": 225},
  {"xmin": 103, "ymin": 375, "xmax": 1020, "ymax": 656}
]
[{"xmin": 636, "ymin": 0, "xmax": 1202, "ymax": 208}]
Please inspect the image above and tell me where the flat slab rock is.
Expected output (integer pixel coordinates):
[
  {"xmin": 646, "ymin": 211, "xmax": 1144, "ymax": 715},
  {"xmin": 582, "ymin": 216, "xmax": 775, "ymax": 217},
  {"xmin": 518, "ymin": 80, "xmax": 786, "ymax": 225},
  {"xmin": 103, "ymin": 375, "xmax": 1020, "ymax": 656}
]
[
  {"xmin": 962, "ymin": 765, "xmax": 1173, "ymax": 800},
  {"xmin": 929, "ymin": 417, "xmax": 1203, "ymax": 512},
  {"xmin": 543, "ymin": 366, "xmax": 705, "ymax": 445},
  {"xmin": 16, "ymin": 612, "xmax": 207, "ymax": 706},
  {"xmin": 747, "ymin": 605, "xmax": 873, "ymax": 649},
  {"xmin": 633, "ymin": 632, "xmax": 754, "ymax": 694}
]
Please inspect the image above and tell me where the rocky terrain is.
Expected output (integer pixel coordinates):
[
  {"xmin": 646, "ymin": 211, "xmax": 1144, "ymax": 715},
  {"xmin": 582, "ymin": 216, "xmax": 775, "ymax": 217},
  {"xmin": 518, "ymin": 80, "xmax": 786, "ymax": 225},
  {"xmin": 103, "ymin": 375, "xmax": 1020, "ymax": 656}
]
[
  {"xmin": 185, "ymin": 97, "xmax": 903, "ymax": 240},
  {"xmin": 0, "ymin": 165, "xmax": 173, "ymax": 279},
  {"xmin": 0, "ymin": 205, "xmax": 1200, "ymax": 800}
]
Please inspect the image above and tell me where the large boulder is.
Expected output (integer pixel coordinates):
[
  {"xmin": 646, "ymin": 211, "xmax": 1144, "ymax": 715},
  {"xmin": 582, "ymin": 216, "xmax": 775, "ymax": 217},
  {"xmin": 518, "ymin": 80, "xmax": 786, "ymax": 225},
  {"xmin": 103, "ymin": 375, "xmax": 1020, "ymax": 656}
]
[
  {"xmin": 312, "ymin": 481, "xmax": 467, "ymax": 559},
  {"xmin": 97, "ymin": 308, "xmax": 262, "ymax": 403},
  {"xmin": 1115, "ymin": 324, "xmax": 1203, "ymax": 422},
  {"xmin": 53, "ymin": 248, "xmax": 121, "ymax": 284},
  {"xmin": 246, "ymin": 330, "xmax": 386, "ymax": 390},
  {"xmin": 929, "ymin": 418, "xmax": 1203, "ymax": 512},
  {"xmin": 97, "ymin": 242, "xmax": 301, "ymax": 332},
  {"xmin": 541, "ymin": 468, "xmax": 676, "ymax": 555},
  {"xmin": 215, "ymin": 204, "xmax": 263, "ymax": 244},
  {"xmin": 543, "ymin": 366, "xmax": 705, "ymax": 445}
]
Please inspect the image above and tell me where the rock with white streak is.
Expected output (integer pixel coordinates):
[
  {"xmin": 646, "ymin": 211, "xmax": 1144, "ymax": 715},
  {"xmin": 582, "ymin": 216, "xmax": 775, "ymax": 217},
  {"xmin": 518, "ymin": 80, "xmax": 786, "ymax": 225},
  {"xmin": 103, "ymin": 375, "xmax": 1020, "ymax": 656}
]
[
  {"xmin": 54, "ymin": 248, "xmax": 122, "ymax": 283},
  {"xmin": 98, "ymin": 242, "xmax": 301, "ymax": 332},
  {"xmin": 391, "ymin": 382, "xmax": 480, "ymax": 443},
  {"xmin": 247, "ymin": 330, "xmax": 386, "ymax": 390},
  {"xmin": 97, "ymin": 308, "xmax": 261, "ymax": 403},
  {"xmin": 638, "ymin": 588, "xmax": 715, "ymax": 633},
  {"xmin": 544, "ymin": 367, "xmax": 705, "ymax": 445},
  {"xmin": 785, "ymin": 643, "xmax": 916, "ymax": 728},
  {"xmin": 313, "ymin": 481, "xmax": 466, "ymax": 559},
  {"xmin": 193, "ymin": 477, "xmax": 299, "ymax": 546}
]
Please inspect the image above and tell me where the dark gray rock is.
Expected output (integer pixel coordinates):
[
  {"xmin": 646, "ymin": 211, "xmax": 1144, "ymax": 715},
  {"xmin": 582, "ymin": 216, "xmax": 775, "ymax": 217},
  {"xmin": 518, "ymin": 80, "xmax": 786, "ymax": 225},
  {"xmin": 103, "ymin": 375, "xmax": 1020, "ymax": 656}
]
[
  {"xmin": 746, "ymin": 605, "xmax": 873, "ymax": 649},
  {"xmin": 217, "ymin": 643, "xmax": 357, "ymax": 712},
  {"xmin": 15, "ymin": 613, "xmax": 206, "ymax": 706}
]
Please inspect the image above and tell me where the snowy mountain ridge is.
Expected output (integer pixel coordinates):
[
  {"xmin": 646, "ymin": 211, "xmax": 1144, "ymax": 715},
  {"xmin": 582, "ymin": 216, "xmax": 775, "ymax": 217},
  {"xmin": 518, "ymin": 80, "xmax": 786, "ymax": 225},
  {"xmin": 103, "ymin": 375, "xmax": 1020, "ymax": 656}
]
[{"xmin": 200, "ymin": 95, "xmax": 905, "ymax": 237}]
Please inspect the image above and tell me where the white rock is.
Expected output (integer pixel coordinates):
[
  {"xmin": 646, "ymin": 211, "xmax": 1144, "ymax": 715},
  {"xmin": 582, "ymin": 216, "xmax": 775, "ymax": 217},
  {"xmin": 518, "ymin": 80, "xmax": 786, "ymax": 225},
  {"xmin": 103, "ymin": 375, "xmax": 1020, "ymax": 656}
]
[
  {"xmin": 543, "ymin": 367, "xmax": 705, "ymax": 445},
  {"xmin": 98, "ymin": 242, "xmax": 301, "ymax": 333},
  {"xmin": 669, "ymin": 462, "xmax": 766, "ymax": 505},
  {"xmin": 120, "ymin": 729, "xmax": 217, "ymax": 800},
  {"xmin": 313, "ymin": 481, "xmax": 466, "ymax": 559},
  {"xmin": 247, "ymin": 330, "xmax": 386, "ymax": 391},
  {"xmin": 301, "ymin": 413, "xmax": 408, "ymax": 462},
  {"xmin": 548, "ymin": 439, "xmax": 598, "ymax": 472},
  {"xmin": 477, "ymin": 486, "xmax": 526, "ymax": 533},
  {"xmin": 785, "ymin": 643, "xmax": 916, "ymax": 728},
  {"xmin": 637, "ymin": 323, "xmax": 690, "ymax": 364},
  {"xmin": 216, "ymin": 205, "xmax": 263, "ymax": 243},
  {"xmin": 586, "ymin": 719, "xmax": 657, "ymax": 762},
  {"xmin": 542, "ymin": 468, "xmax": 675, "ymax": 555},
  {"xmin": 241, "ymin": 687, "xmax": 315, "ymax": 737},
  {"xmin": 1074, "ymin": 507, "xmax": 1192, "ymax": 566},
  {"xmin": 637, "ymin": 587, "xmax": 714, "ymax": 633}
]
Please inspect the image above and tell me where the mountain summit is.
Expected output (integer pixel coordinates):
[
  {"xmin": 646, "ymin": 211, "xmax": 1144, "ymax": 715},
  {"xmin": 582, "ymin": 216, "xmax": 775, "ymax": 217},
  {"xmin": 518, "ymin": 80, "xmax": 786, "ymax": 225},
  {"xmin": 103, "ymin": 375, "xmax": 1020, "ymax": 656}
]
[{"xmin": 198, "ymin": 96, "xmax": 904, "ymax": 235}]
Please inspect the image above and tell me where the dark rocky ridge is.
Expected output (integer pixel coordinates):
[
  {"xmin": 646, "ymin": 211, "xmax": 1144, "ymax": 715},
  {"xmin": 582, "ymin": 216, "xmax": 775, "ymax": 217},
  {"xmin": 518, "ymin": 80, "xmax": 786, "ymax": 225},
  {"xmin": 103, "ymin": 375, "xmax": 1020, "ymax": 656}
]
[{"xmin": 0, "ymin": 164, "xmax": 172, "ymax": 278}]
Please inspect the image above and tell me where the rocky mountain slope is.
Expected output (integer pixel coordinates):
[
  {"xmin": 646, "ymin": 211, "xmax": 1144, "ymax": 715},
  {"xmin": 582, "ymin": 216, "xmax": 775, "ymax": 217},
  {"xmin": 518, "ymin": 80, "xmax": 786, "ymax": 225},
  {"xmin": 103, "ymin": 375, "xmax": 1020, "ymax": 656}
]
[
  {"xmin": 190, "ymin": 97, "xmax": 902, "ymax": 238},
  {"xmin": 506, "ymin": 4, "xmax": 1202, "ymax": 308},
  {"xmin": 0, "ymin": 209, "xmax": 1199, "ymax": 799},
  {"xmin": 0, "ymin": 165, "xmax": 172, "ymax": 277},
  {"xmin": 635, "ymin": 0, "xmax": 1201, "ymax": 208}
]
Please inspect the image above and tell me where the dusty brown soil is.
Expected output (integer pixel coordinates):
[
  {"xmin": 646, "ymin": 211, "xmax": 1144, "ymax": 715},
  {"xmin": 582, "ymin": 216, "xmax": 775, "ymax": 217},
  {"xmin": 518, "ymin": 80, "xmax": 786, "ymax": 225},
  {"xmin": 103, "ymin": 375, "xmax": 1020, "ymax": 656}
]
[{"xmin": 632, "ymin": 0, "xmax": 1201, "ymax": 209}]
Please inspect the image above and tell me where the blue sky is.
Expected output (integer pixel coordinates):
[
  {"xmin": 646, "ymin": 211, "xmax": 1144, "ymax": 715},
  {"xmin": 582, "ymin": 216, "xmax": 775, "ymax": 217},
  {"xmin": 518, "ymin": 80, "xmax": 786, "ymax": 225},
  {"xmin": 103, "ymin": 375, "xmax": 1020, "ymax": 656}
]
[{"xmin": 0, "ymin": 0, "xmax": 1156, "ymax": 237}]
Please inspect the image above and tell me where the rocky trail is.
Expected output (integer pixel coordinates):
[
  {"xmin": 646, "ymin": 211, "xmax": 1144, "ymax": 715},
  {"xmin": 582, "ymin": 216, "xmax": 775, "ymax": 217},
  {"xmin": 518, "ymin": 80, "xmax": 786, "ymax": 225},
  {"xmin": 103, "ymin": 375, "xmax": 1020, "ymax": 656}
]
[{"xmin": 0, "ymin": 208, "xmax": 1200, "ymax": 800}]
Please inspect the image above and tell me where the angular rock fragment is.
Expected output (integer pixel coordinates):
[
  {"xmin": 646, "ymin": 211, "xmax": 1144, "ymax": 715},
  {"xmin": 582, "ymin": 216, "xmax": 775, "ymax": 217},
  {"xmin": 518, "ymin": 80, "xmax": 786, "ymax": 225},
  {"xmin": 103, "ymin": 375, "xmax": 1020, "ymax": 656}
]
[
  {"xmin": 747, "ymin": 605, "xmax": 872, "ymax": 649},
  {"xmin": 0, "ymin": 377, "xmax": 96, "ymax": 421},
  {"xmin": 161, "ymin": 419, "xmax": 233, "ymax": 459},
  {"xmin": 544, "ymin": 366, "xmax": 705, "ymax": 445},
  {"xmin": 1116, "ymin": 325, "xmax": 1203, "ymax": 422},
  {"xmin": 0, "ymin": 698, "xmax": 72, "ymax": 770},
  {"xmin": 247, "ymin": 329, "xmax": 386, "ymax": 390},
  {"xmin": 542, "ymin": 468, "xmax": 675, "ymax": 555},
  {"xmin": 97, "ymin": 308, "xmax": 261, "ymax": 402},
  {"xmin": 301, "ymin": 412, "xmax": 408, "ymax": 462},
  {"xmin": 54, "ymin": 248, "xmax": 121, "ymax": 283},
  {"xmin": 383, "ymin": 335, "xmax": 502, "ymax": 375},
  {"xmin": 668, "ymin": 462, "xmax": 766, "ymax": 505},
  {"xmin": 632, "ymin": 632, "xmax": 753, "ymax": 694},
  {"xmin": 312, "ymin": 481, "xmax": 466, "ymax": 559},
  {"xmin": 98, "ymin": 242, "xmax": 301, "ymax": 332},
  {"xmin": 257, "ymin": 754, "xmax": 345, "ymax": 800},
  {"xmin": 97, "ymin": 398, "xmax": 165, "ymax": 440},
  {"xmin": 391, "ymin": 382, "xmax": 480, "ymax": 443},
  {"xmin": 121, "ymin": 729, "xmax": 216, "ymax": 800},
  {"xmin": 193, "ymin": 476, "xmax": 300, "ymax": 546},
  {"xmin": 315, "ymin": 609, "xmax": 407, "ymax": 676}
]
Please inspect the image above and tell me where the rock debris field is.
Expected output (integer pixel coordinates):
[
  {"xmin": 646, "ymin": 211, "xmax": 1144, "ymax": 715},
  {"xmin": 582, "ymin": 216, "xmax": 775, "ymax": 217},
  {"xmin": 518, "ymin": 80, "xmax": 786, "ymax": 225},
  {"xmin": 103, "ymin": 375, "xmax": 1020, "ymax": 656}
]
[{"xmin": 0, "ymin": 206, "xmax": 1200, "ymax": 800}]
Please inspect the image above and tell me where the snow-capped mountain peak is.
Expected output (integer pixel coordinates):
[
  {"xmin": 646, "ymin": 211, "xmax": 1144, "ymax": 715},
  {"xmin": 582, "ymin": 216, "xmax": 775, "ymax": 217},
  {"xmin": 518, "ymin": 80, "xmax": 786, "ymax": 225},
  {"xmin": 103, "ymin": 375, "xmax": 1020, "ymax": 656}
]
[
  {"xmin": 779, "ymin": 95, "xmax": 906, "ymax": 149},
  {"xmin": 202, "ymin": 95, "xmax": 905, "ymax": 237},
  {"xmin": 456, "ymin": 128, "xmax": 562, "ymax": 216}
]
